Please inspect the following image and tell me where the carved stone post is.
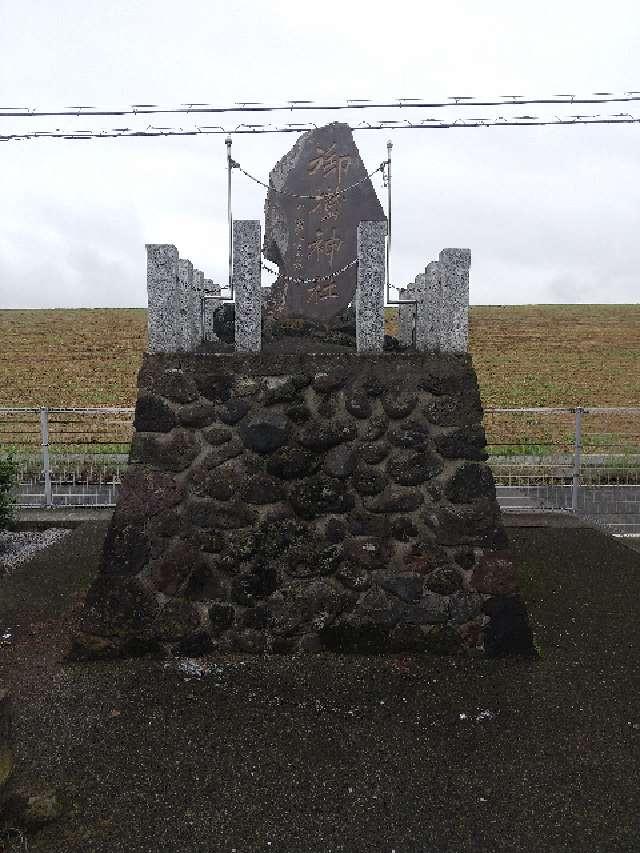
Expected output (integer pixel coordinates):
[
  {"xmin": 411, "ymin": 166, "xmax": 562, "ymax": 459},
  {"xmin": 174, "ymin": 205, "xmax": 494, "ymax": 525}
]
[
  {"xmin": 439, "ymin": 249, "xmax": 471, "ymax": 354},
  {"xmin": 177, "ymin": 258, "xmax": 194, "ymax": 351},
  {"xmin": 356, "ymin": 221, "xmax": 386, "ymax": 353},
  {"xmin": 416, "ymin": 261, "xmax": 443, "ymax": 352},
  {"xmin": 191, "ymin": 269, "xmax": 205, "ymax": 350},
  {"xmin": 203, "ymin": 279, "xmax": 223, "ymax": 342},
  {"xmin": 398, "ymin": 284, "xmax": 416, "ymax": 347},
  {"xmin": 146, "ymin": 244, "xmax": 180, "ymax": 353},
  {"xmin": 233, "ymin": 220, "xmax": 262, "ymax": 353}
]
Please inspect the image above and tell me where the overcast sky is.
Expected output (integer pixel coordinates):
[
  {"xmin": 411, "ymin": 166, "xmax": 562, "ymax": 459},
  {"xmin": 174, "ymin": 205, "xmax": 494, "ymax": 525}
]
[{"xmin": 1, "ymin": 0, "xmax": 639, "ymax": 308}]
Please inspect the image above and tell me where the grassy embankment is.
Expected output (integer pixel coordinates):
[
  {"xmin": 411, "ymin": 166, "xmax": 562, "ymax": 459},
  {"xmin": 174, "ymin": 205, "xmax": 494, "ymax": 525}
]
[{"xmin": 0, "ymin": 305, "xmax": 638, "ymax": 451}]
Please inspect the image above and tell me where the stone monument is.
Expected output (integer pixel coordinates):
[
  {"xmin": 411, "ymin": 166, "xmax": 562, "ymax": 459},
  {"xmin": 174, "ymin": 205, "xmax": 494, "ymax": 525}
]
[
  {"xmin": 72, "ymin": 125, "xmax": 535, "ymax": 661},
  {"xmin": 264, "ymin": 122, "xmax": 385, "ymax": 324}
]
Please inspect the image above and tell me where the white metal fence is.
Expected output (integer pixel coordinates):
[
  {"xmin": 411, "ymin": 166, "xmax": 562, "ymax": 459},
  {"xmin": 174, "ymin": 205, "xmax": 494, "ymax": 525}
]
[
  {"xmin": 0, "ymin": 407, "xmax": 133, "ymax": 508},
  {"xmin": 1, "ymin": 405, "xmax": 639, "ymax": 533},
  {"xmin": 485, "ymin": 407, "xmax": 640, "ymax": 534}
]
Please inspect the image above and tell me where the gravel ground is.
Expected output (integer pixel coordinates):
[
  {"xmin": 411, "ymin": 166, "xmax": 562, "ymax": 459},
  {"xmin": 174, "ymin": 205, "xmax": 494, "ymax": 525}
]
[
  {"xmin": 0, "ymin": 529, "xmax": 71, "ymax": 573},
  {"xmin": 1, "ymin": 521, "xmax": 640, "ymax": 852}
]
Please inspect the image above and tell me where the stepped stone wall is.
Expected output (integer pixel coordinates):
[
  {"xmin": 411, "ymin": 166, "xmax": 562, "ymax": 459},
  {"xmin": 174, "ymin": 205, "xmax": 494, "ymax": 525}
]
[{"xmin": 74, "ymin": 352, "xmax": 534, "ymax": 659}]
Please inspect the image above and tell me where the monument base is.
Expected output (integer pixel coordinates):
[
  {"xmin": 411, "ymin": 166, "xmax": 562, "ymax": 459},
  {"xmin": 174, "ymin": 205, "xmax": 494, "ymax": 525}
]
[{"xmin": 73, "ymin": 352, "xmax": 535, "ymax": 659}]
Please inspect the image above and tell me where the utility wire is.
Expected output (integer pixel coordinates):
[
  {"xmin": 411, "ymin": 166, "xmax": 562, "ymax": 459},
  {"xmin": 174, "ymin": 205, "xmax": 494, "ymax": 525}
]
[
  {"xmin": 2, "ymin": 113, "xmax": 640, "ymax": 141},
  {"xmin": 1, "ymin": 91, "xmax": 640, "ymax": 119}
]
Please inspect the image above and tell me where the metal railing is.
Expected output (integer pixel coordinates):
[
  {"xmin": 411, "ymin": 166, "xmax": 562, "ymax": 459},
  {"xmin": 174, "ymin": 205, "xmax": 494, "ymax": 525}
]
[
  {"xmin": 485, "ymin": 407, "xmax": 640, "ymax": 534},
  {"xmin": 1, "ymin": 405, "xmax": 639, "ymax": 533},
  {"xmin": 0, "ymin": 407, "xmax": 134, "ymax": 508}
]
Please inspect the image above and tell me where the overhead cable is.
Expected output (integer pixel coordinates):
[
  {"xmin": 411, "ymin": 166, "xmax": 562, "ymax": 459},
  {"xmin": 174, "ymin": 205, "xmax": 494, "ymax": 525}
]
[
  {"xmin": 1, "ymin": 90, "xmax": 640, "ymax": 119},
  {"xmin": 2, "ymin": 113, "xmax": 640, "ymax": 142}
]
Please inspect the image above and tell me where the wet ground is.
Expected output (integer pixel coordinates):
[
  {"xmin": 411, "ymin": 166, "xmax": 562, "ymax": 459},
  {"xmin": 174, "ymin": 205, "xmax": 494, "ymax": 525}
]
[{"xmin": 1, "ymin": 518, "xmax": 639, "ymax": 852}]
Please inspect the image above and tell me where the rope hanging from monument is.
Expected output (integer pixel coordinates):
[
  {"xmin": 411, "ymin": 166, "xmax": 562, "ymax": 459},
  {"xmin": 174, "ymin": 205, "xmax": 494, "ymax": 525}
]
[
  {"xmin": 230, "ymin": 157, "xmax": 387, "ymax": 200},
  {"xmin": 261, "ymin": 257, "xmax": 358, "ymax": 285}
]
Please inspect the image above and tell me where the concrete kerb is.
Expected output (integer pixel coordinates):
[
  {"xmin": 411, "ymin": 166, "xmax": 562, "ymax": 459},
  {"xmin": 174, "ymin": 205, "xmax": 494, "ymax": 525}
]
[{"xmin": 13, "ymin": 508, "xmax": 114, "ymax": 531}]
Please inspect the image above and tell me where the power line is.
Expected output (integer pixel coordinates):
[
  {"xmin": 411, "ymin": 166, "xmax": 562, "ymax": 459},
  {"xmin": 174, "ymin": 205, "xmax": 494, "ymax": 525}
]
[
  {"xmin": 1, "ymin": 90, "xmax": 640, "ymax": 120},
  {"xmin": 2, "ymin": 113, "xmax": 640, "ymax": 142}
]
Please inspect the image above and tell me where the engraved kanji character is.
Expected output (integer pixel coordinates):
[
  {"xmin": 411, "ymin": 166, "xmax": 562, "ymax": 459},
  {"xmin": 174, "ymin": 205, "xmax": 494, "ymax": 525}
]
[
  {"xmin": 323, "ymin": 228, "xmax": 343, "ymax": 267},
  {"xmin": 310, "ymin": 191, "xmax": 342, "ymax": 222},
  {"xmin": 307, "ymin": 228, "xmax": 343, "ymax": 268},
  {"xmin": 306, "ymin": 279, "xmax": 338, "ymax": 304},
  {"xmin": 307, "ymin": 143, "xmax": 352, "ymax": 187},
  {"xmin": 308, "ymin": 229, "xmax": 325, "ymax": 264}
]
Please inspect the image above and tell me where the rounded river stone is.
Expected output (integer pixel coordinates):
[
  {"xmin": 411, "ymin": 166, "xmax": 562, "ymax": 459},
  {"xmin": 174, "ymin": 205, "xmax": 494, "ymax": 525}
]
[{"xmin": 240, "ymin": 412, "xmax": 290, "ymax": 454}]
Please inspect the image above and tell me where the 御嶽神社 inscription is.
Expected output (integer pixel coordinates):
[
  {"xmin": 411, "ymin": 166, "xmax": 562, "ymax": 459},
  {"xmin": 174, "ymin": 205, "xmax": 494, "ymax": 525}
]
[{"xmin": 263, "ymin": 122, "xmax": 386, "ymax": 324}]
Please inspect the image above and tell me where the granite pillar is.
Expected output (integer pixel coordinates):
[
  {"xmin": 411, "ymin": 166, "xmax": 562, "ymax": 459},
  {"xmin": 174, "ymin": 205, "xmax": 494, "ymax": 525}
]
[
  {"xmin": 233, "ymin": 220, "xmax": 262, "ymax": 353},
  {"xmin": 190, "ymin": 270, "xmax": 204, "ymax": 350},
  {"xmin": 203, "ymin": 280, "xmax": 223, "ymax": 342},
  {"xmin": 439, "ymin": 249, "xmax": 471, "ymax": 354},
  {"xmin": 398, "ymin": 284, "xmax": 416, "ymax": 347},
  {"xmin": 177, "ymin": 259, "xmax": 194, "ymax": 351},
  {"xmin": 356, "ymin": 220, "xmax": 386, "ymax": 353},
  {"xmin": 416, "ymin": 261, "xmax": 443, "ymax": 352},
  {"xmin": 146, "ymin": 244, "xmax": 180, "ymax": 353}
]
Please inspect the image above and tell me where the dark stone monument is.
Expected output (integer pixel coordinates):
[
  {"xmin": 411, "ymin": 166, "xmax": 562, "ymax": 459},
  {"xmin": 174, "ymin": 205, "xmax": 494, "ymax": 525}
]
[
  {"xmin": 264, "ymin": 121, "xmax": 385, "ymax": 324},
  {"xmin": 71, "ymin": 124, "xmax": 535, "ymax": 661}
]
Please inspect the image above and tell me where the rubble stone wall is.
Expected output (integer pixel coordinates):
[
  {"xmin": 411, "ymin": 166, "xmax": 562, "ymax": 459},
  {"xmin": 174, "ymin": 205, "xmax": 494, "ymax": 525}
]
[{"xmin": 75, "ymin": 352, "xmax": 534, "ymax": 659}]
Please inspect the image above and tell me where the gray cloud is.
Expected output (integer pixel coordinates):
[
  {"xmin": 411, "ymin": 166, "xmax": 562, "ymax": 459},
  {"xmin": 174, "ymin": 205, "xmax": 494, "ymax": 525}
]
[{"xmin": 1, "ymin": 0, "xmax": 639, "ymax": 307}]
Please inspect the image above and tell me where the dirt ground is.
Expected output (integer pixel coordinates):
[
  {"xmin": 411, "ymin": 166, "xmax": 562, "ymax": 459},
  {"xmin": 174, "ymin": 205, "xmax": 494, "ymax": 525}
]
[{"xmin": 1, "ymin": 519, "xmax": 640, "ymax": 852}]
